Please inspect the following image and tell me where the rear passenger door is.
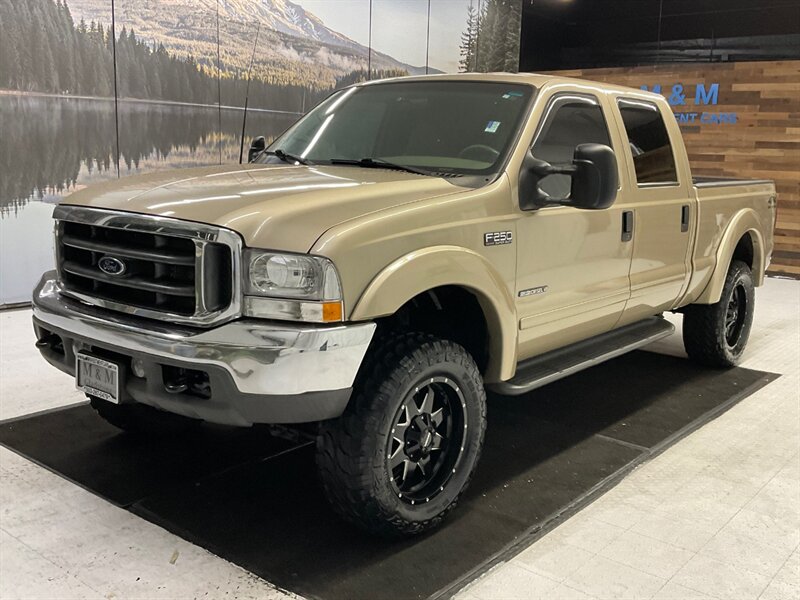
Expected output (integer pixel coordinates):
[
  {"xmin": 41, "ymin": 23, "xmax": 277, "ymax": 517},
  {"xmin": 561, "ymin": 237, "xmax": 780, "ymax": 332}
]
[{"xmin": 613, "ymin": 98, "xmax": 695, "ymax": 324}]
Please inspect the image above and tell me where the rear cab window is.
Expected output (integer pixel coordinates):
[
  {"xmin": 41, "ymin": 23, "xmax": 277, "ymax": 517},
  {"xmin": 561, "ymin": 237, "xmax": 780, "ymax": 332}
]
[{"xmin": 617, "ymin": 99, "xmax": 679, "ymax": 186}]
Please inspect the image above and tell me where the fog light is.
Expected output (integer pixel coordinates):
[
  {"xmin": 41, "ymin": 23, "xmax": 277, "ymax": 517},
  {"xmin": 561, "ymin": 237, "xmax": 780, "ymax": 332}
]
[{"xmin": 131, "ymin": 358, "xmax": 146, "ymax": 378}]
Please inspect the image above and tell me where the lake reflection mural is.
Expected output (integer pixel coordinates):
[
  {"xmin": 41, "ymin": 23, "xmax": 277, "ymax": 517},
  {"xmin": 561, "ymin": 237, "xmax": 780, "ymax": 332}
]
[{"xmin": 0, "ymin": 0, "xmax": 522, "ymax": 304}]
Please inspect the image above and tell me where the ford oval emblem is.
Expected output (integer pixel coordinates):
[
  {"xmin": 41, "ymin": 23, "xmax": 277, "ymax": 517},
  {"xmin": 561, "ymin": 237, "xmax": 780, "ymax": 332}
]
[{"xmin": 98, "ymin": 256, "xmax": 127, "ymax": 276}]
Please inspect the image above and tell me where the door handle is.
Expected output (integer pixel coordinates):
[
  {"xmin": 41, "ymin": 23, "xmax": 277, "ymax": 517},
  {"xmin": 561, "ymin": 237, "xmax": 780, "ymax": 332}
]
[
  {"xmin": 621, "ymin": 210, "xmax": 634, "ymax": 242},
  {"xmin": 681, "ymin": 205, "xmax": 690, "ymax": 232}
]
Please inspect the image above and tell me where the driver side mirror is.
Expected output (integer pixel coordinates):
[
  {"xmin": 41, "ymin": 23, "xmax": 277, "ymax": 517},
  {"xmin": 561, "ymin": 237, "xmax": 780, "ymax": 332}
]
[
  {"xmin": 519, "ymin": 143, "xmax": 618, "ymax": 211},
  {"xmin": 248, "ymin": 136, "xmax": 266, "ymax": 163}
]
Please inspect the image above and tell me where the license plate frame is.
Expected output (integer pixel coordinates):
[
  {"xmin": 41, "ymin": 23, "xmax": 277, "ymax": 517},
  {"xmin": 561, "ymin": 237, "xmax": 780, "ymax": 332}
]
[{"xmin": 76, "ymin": 352, "xmax": 121, "ymax": 404}]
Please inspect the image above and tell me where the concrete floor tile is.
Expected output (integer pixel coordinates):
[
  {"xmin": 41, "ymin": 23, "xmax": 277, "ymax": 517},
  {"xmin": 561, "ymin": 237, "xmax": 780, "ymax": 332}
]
[
  {"xmin": 580, "ymin": 499, "xmax": 651, "ymax": 530},
  {"xmin": 467, "ymin": 562, "xmax": 560, "ymax": 600},
  {"xmin": 630, "ymin": 511, "xmax": 719, "ymax": 552},
  {"xmin": 1, "ymin": 456, "xmax": 108, "ymax": 518},
  {"xmin": 654, "ymin": 501, "xmax": 741, "ymax": 534},
  {"xmin": 597, "ymin": 484, "xmax": 665, "ymax": 512},
  {"xmin": 0, "ymin": 311, "xmax": 84, "ymax": 422},
  {"xmin": 512, "ymin": 535, "xmax": 594, "ymax": 582},
  {"xmin": 745, "ymin": 476, "xmax": 800, "ymax": 522},
  {"xmin": 172, "ymin": 567, "xmax": 295, "ymax": 600},
  {"xmin": 548, "ymin": 583, "xmax": 597, "ymax": 600},
  {"xmin": 651, "ymin": 581, "xmax": 715, "ymax": 600},
  {"xmin": 758, "ymin": 578, "xmax": 800, "ymax": 600},
  {"xmin": 777, "ymin": 456, "xmax": 800, "ymax": 482},
  {"xmin": 628, "ymin": 458, "xmax": 706, "ymax": 495},
  {"xmin": 0, "ymin": 571, "xmax": 103, "ymax": 600},
  {"xmin": 773, "ymin": 548, "xmax": 800, "ymax": 586},
  {"xmin": 565, "ymin": 555, "xmax": 666, "ymax": 599},
  {"xmin": 549, "ymin": 517, "xmax": 626, "ymax": 554},
  {"xmin": 672, "ymin": 554, "xmax": 771, "ymax": 599},
  {"xmin": 598, "ymin": 530, "xmax": 695, "ymax": 580},
  {"xmin": 0, "ymin": 471, "xmax": 63, "ymax": 528},
  {"xmin": 700, "ymin": 458, "xmax": 784, "ymax": 491},
  {"xmin": 724, "ymin": 506, "xmax": 800, "ymax": 552},
  {"xmin": 3, "ymin": 508, "xmax": 118, "ymax": 572},
  {"xmin": 677, "ymin": 471, "xmax": 763, "ymax": 507},
  {"xmin": 700, "ymin": 528, "xmax": 795, "ymax": 578},
  {"xmin": 77, "ymin": 572, "xmax": 202, "ymax": 600},
  {"xmin": 0, "ymin": 530, "xmax": 103, "ymax": 600}
]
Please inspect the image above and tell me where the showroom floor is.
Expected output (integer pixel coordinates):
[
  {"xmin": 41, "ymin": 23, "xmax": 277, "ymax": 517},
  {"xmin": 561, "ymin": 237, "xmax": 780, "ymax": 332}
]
[{"xmin": 1, "ymin": 277, "xmax": 798, "ymax": 600}]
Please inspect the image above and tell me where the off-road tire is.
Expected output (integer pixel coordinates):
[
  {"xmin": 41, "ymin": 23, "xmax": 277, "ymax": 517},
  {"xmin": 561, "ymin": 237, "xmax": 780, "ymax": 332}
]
[
  {"xmin": 682, "ymin": 260, "xmax": 755, "ymax": 367},
  {"xmin": 315, "ymin": 332, "xmax": 487, "ymax": 537},
  {"xmin": 89, "ymin": 396, "xmax": 200, "ymax": 436}
]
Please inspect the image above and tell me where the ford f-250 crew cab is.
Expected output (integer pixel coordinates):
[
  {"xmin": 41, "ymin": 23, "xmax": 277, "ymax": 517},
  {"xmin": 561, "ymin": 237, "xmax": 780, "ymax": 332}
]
[{"xmin": 32, "ymin": 73, "xmax": 776, "ymax": 536}]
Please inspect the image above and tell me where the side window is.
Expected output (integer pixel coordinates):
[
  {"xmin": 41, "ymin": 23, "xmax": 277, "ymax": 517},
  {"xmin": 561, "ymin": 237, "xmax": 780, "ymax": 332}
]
[
  {"xmin": 532, "ymin": 96, "xmax": 612, "ymax": 198},
  {"xmin": 617, "ymin": 99, "xmax": 678, "ymax": 185}
]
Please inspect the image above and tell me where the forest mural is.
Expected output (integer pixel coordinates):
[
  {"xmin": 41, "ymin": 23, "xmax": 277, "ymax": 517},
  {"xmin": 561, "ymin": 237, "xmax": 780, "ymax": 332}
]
[
  {"xmin": 0, "ymin": 0, "xmax": 522, "ymax": 304},
  {"xmin": 459, "ymin": 0, "xmax": 523, "ymax": 73}
]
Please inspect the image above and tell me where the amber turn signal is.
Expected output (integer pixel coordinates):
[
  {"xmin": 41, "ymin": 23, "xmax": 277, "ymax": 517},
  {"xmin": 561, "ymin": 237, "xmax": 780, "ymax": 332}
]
[{"xmin": 322, "ymin": 301, "xmax": 344, "ymax": 322}]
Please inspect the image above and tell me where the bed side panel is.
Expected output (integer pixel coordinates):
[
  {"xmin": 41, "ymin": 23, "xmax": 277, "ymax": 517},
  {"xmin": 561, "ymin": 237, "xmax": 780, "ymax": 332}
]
[{"xmin": 683, "ymin": 181, "xmax": 776, "ymax": 305}]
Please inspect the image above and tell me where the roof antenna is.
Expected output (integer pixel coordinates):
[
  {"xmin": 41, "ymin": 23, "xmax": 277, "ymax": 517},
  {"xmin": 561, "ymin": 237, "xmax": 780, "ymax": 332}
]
[{"xmin": 239, "ymin": 23, "xmax": 262, "ymax": 164}]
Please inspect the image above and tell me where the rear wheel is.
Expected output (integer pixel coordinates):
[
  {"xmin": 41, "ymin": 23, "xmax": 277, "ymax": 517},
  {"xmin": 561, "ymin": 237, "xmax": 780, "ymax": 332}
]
[
  {"xmin": 682, "ymin": 260, "xmax": 755, "ymax": 367},
  {"xmin": 89, "ymin": 396, "xmax": 200, "ymax": 436},
  {"xmin": 315, "ymin": 332, "xmax": 486, "ymax": 537}
]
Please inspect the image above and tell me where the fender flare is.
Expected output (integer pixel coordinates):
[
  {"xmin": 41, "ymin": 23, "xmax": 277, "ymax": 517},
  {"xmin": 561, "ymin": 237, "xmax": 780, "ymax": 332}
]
[
  {"xmin": 350, "ymin": 246, "xmax": 517, "ymax": 382},
  {"xmin": 695, "ymin": 209, "xmax": 766, "ymax": 304}
]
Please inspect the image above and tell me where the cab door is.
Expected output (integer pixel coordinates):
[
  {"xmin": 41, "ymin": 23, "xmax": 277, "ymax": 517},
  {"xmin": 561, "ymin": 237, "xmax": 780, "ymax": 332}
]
[
  {"xmin": 515, "ymin": 92, "xmax": 633, "ymax": 361},
  {"xmin": 610, "ymin": 97, "xmax": 695, "ymax": 325}
]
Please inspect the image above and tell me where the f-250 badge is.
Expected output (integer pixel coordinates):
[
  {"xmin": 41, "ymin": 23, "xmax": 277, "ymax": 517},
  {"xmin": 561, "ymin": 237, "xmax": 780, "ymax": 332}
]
[{"xmin": 484, "ymin": 231, "xmax": 512, "ymax": 246}]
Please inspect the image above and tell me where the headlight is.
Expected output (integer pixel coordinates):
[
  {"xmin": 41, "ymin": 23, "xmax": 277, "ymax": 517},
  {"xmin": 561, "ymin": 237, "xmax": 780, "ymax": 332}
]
[{"xmin": 244, "ymin": 250, "xmax": 343, "ymax": 323}]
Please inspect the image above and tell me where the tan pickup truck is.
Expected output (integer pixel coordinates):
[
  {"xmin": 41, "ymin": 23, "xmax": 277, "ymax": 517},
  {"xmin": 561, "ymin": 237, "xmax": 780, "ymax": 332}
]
[{"xmin": 32, "ymin": 73, "xmax": 776, "ymax": 536}]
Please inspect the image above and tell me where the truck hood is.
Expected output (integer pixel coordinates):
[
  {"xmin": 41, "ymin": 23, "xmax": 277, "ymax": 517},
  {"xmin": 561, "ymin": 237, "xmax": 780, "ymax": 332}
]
[{"xmin": 61, "ymin": 164, "xmax": 463, "ymax": 252}]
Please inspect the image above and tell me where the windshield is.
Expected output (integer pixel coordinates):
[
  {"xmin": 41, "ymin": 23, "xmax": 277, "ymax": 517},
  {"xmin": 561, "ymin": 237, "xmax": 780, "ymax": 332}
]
[{"xmin": 259, "ymin": 81, "xmax": 535, "ymax": 178}]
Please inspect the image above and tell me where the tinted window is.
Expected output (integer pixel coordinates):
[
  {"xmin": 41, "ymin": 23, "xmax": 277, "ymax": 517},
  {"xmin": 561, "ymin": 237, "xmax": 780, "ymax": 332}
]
[
  {"xmin": 618, "ymin": 99, "xmax": 678, "ymax": 185},
  {"xmin": 532, "ymin": 97, "xmax": 611, "ymax": 198},
  {"xmin": 263, "ymin": 81, "xmax": 534, "ymax": 177}
]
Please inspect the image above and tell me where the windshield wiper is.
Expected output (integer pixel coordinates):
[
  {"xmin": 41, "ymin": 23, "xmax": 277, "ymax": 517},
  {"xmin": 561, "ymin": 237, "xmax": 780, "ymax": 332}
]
[
  {"xmin": 329, "ymin": 158, "xmax": 430, "ymax": 176},
  {"xmin": 268, "ymin": 149, "xmax": 311, "ymax": 165}
]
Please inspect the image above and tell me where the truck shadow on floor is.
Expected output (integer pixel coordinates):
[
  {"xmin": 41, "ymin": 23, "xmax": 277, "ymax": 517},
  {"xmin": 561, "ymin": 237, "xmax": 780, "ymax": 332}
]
[{"xmin": 0, "ymin": 350, "xmax": 776, "ymax": 600}]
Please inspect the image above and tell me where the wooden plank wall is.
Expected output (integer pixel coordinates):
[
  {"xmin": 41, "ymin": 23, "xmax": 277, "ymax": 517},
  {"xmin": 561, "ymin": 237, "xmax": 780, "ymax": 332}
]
[{"xmin": 546, "ymin": 61, "xmax": 800, "ymax": 278}]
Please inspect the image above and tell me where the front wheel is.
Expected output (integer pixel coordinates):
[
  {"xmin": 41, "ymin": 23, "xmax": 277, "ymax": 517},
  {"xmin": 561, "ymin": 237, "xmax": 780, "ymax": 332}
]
[
  {"xmin": 682, "ymin": 260, "xmax": 755, "ymax": 367},
  {"xmin": 315, "ymin": 332, "xmax": 487, "ymax": 537}
]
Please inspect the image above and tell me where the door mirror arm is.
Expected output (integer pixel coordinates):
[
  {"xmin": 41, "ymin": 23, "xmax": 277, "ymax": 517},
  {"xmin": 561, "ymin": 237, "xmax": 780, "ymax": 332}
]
[
  {"xmin": 519, "ymin": 153, "xmax": 575, "ymax": 210},
  {"xmin": 519, "ymin": 144, "xmax": 618, "ymax": 211},
  {"xmin": 247, "ymin": 136, "xmax": 267, "ymax": 163}
]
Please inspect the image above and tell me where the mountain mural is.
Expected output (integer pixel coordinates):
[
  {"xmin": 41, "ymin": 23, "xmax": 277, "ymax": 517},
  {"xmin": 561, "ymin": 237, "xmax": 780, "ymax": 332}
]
[{"xmin": 63, "ymin": 0, "xmax": 437, "ymax": 89}]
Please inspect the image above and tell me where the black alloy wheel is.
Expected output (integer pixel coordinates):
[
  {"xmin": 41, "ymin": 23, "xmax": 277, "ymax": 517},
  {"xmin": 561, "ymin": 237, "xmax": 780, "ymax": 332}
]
[
  {"xmin": 387, "ymin": 376, "xmax": 467, "ymax": 505},
  {"xmin": 724, "ymin": 282, "xmax": 748, "ymax": 348}
]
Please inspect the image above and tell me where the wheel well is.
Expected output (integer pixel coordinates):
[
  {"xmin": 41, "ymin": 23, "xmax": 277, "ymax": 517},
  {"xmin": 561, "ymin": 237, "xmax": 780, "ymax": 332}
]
[
  {"xmin": 377, "ymin": 286, "xmax": 489, "ymax": 374},
  {"xmin": 732, "ymin": 232, "xmax": 754, "ymax": 271}
]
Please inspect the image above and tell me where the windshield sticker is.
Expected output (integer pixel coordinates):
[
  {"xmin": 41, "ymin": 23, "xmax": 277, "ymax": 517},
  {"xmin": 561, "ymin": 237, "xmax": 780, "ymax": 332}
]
[
  {"xmin": 502, "ymin": 91, "xmax": 524, "ymax": 99},
  {"xmin": 485, "ymin": 120, "xmax": 501, "ymax": 133}
]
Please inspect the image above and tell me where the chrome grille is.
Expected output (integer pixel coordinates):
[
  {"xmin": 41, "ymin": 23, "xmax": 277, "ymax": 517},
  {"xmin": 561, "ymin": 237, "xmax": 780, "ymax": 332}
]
[{"xmin": 53, "ymin": 206, "xmax": 242, "ymax": 326}]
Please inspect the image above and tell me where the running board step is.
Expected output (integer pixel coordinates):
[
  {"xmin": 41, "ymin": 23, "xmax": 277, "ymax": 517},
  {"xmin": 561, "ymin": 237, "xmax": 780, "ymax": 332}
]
[{"xmin": 490, "ymin": 317, "xmax": 675, "ymax": 396}]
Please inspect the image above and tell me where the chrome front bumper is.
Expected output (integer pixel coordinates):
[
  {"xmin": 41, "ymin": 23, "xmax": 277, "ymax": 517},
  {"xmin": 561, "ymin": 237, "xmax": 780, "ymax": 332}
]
[{"xmin": 32, "ymin": 272, "xmax": 376, "ymax": 425}]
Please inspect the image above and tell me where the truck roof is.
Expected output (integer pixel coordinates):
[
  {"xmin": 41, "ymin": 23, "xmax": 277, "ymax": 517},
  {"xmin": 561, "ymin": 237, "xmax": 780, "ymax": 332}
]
[{"xmin": 359, "ymin": 72, "xmax": 664, "ymax": 103}]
